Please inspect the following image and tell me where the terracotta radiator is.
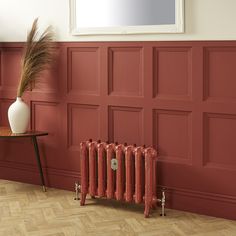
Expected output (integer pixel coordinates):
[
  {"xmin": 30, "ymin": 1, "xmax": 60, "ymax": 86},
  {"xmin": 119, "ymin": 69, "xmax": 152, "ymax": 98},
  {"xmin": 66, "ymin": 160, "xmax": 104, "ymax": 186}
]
[{"xmin": 78, "ymin": 140, "xmax": 164, "ymax": 217}]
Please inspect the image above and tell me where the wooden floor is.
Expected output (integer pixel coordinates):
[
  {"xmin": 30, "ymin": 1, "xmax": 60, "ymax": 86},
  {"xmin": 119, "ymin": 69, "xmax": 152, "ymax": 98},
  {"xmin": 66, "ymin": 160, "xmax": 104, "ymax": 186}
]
[{"xmin": 0, "ymin": 180, "xmax": 236, "ymax": 236}]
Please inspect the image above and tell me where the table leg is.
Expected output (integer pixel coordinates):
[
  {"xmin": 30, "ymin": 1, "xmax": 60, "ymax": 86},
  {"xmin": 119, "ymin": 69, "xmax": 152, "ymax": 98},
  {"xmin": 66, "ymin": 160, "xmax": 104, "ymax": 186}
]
[{"xmin": 32, "ymin": 136, "xmax": 46, "ymax": 192}]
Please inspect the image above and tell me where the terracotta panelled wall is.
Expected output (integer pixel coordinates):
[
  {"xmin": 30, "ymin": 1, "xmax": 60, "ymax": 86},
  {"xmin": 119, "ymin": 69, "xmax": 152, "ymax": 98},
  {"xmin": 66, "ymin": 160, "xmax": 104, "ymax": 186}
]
[{"xmin": 0, "ymin": 41, "xmax": 236, "ymax": 220}]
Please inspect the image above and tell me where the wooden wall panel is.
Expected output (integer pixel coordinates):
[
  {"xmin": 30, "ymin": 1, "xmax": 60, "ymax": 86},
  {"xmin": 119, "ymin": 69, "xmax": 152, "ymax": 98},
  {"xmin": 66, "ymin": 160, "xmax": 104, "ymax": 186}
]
[
  {"xmin": 31, "ymin": 101, "xmax": 62, "ymax": 170},
  {"xmin": 108, "ymin": 106, "xmax": 143, "ymax": 145},
  {"xmin": 31, "ymin": 101, "xmax": 60, "ymax": 147},
  {"xmin": 1, "ymin": 48, "xmax": 22, "ymax": 90},
  {"xmin": 108, "ymin": 47, "xmax": 143, "ymax": 96},
  {"xmin": 153, "ymin": 47, "xmax": 192, "ymax": 100},
  {"xmin": 0, "ymin": 50, "xmax": 1, "ymax": 88},
  {"xmin": 204, "ymin": 113, "xmax": 236, "ymax": 169},
  {"xmin": 0, "ymin": 98, "xmax": 13, "ymax": 126},
  {"xmin": 204, "ymin": 47, "xmax": 236, "ymax": 101},
  {"xmin": 153, "ymin": 109, "xmax": 192, "ymax": 164},
  {"xmin": 33, "ymin": 69, "xmax": 59, "ymax": 93},
  {"xmin": 68, "ymin": 103, "xmax": 100, "ymax": 150},
  {"xmin": 1, "ymin": 41, "xmax": 236, "ymax": 220},
  {"xmin": 68, "ymin": 47, "xmax": 100, "ymax": 95}
]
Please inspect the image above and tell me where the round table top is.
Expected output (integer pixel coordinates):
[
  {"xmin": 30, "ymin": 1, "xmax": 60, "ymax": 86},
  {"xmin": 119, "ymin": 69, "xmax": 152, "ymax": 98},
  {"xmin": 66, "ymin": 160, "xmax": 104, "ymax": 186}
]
[{"xmin": 0, "ymin": 127, "xmax": 48, "ymax": 138}]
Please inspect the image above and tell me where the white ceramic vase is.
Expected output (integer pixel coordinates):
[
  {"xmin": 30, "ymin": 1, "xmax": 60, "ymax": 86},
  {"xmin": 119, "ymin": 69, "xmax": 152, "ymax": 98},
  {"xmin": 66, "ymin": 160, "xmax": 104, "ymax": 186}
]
[{"xmin": 8, "ymin": 97, "xmax": 30, "ymax": 134}]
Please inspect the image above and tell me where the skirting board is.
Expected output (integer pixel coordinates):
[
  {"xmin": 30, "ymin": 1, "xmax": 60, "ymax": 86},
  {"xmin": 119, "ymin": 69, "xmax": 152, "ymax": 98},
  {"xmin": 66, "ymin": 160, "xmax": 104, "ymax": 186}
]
[{"xmin": 0, "ymin": 161, "xmax": 235, "ymax": 220}]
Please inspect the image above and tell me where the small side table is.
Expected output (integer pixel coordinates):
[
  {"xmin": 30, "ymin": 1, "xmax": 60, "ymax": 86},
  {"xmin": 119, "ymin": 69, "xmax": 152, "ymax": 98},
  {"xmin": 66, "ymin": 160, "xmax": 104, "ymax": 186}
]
[{"xmin": 0, "ymin": 127, "xmax": 48, "ymax": 191}]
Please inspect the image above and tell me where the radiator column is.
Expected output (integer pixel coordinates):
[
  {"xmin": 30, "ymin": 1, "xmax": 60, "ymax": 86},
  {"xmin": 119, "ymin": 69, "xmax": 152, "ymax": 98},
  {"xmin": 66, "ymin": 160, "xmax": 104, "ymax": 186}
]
[
  {"xmin": 144, "ymin": 147, "xmax": 157, "ymax": 217},
  {"xmin": 97, "ymin": 143, "xmax": 106, "ymax": 197},
  {"xmin": 134, "ymin": 147, "xmax": 144, "ymax": 204},
  {"xmin": 115, "ymin": 144, "xmax": 125, "ymax": 201},
  {"xmin": 125, "ymin": 146, "xmax": 134, "ymax": 202},
  {"xmin": 89, "ymin": 142, "xmax": 97, "ymax": 197},
  {"xmin": 106, "ymin": 144, "xmax": 115, "ymax": 199},
  {"xmin": 80, "ymin": 142, "xmax": 88, "ymax": 206}
]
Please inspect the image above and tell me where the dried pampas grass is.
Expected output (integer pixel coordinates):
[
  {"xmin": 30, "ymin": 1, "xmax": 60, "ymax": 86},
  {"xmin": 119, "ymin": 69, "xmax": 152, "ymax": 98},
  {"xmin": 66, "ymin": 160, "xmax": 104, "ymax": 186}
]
[{"xmin": 17, "ymin": 18, "xmax": 55, "ymax": 97}]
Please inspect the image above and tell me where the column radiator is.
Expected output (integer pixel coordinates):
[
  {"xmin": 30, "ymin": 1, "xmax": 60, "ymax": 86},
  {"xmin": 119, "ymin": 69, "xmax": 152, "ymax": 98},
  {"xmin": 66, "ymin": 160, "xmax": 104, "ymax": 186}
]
[{"xmin": 78, "ymin": 140, "xmax": 164, "ymax": 218}]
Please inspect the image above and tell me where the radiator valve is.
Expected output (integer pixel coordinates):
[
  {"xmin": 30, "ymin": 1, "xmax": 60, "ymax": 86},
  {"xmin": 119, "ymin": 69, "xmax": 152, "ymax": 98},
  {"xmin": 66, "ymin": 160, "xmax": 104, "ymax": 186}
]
[
  {"xmin": 158, "ymin": 188, "xmax": 166, "ymax": 216},
  {"xmin": 74, "ymin": 182, "xmax": 81, "ymax": 200},
  {"xmin": 111, "ymin": 158, "xmax": 118, "ymax": 170}
]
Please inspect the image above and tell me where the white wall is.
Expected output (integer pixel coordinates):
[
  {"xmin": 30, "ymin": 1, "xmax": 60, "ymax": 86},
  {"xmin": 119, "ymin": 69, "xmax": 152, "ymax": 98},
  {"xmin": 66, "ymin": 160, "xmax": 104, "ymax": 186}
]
[{"xmin": 1, "ymin": 0, "xmax": 236, "ymax": 42}]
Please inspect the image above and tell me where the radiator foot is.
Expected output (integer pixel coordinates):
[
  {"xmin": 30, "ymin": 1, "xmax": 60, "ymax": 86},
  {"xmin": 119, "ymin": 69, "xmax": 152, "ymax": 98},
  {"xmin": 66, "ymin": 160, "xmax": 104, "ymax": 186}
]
[
  {"xmin": 144, "ymin": 205, "xmax": 151, "ymax": 218},
  {"xmin": 74, "ymin": 182, "xmax": 80, "ymax": 200},
  {"xmin": 80, "ymin": 193, "xmax": 87, "ymax": 206}
]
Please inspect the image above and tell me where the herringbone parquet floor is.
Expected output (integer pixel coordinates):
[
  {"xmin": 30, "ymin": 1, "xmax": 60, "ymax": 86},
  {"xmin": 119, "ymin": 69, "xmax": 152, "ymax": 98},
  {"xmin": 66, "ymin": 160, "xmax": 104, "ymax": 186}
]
[{"xmin": 0, "ymin": 179, "xmax": 236, "ymax": 236}]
